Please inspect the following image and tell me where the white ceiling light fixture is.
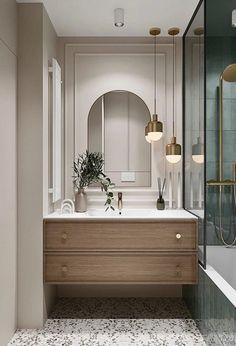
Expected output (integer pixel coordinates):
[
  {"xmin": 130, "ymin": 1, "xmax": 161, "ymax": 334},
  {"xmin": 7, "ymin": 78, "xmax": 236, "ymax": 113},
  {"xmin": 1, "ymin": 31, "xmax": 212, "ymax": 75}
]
[
  {"xmin": 114, "ymin": 8, "xmax": 124, "ymax": 27},
  {"xmin": 232, "ymin": 9, "xmax": 236, "ymax": 27}
]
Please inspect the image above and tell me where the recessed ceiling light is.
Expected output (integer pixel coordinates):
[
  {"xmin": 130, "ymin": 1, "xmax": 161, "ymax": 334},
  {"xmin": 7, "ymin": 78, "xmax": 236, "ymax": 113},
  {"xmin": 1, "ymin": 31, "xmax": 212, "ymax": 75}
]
[{"xmin": 114, "ymin": 8, "xmax": 124, "ymax": 27}]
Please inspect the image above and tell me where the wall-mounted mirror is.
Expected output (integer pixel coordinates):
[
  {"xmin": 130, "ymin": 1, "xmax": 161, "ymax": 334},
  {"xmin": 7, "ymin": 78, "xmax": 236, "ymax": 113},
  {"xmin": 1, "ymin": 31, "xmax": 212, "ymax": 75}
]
[{"xmin": 88, "ymin": 91, "xmax": 151, "ymax": 187}]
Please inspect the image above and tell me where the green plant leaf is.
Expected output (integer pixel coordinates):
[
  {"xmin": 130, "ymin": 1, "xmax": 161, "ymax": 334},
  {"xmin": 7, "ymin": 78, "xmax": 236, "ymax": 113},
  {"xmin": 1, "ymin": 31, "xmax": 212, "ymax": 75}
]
[{"xmin": 73, "ymin": 151, "xmax": 115, "ymax": 211}]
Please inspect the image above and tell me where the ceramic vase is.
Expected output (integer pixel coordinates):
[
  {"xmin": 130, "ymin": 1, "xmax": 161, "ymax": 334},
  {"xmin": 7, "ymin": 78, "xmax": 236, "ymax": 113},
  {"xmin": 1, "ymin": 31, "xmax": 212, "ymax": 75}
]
[{"xmin": 75, "ymin": 188, "xmax": 87, "ymax": 212}]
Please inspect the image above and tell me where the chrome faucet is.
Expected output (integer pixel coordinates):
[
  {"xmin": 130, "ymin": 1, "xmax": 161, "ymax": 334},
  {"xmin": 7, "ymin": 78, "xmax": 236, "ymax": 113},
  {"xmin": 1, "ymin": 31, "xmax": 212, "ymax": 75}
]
[{"xmin": 118, "ymin": 192, "xmax": 123, "ymax": 214}]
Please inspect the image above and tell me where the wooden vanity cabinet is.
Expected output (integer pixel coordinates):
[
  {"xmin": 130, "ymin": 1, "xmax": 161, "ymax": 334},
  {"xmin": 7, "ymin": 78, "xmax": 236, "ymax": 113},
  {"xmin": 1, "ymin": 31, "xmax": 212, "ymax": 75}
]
[{"xmin": 44, "ymin": 219, "xmax": 198, "ymax": 284}]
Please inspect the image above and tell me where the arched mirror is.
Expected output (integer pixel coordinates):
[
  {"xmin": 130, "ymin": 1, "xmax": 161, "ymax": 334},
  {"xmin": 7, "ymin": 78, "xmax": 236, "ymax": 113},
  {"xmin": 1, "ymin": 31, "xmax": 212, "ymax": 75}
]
[{"xmin": 88, "ymin": 91, "xmax": 151, "ymax": 187}]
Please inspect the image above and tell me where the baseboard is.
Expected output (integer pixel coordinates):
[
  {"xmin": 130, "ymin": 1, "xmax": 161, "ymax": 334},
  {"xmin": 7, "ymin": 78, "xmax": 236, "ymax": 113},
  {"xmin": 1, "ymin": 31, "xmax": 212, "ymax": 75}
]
[{"xmin": 57, "ymin": 284, "xmax": 182, "ymax": 298}]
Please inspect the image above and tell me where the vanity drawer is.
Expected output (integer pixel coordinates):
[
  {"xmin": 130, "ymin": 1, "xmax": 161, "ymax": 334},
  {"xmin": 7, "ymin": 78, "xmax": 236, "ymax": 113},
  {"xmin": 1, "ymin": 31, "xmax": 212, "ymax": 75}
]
[
  {"xmin": 44, "ymin": 221, "xmax": 197, "ymax": 251},
  {"xmin": 44, "ymin": 253, "xmax": 198, "ymax": 284}
]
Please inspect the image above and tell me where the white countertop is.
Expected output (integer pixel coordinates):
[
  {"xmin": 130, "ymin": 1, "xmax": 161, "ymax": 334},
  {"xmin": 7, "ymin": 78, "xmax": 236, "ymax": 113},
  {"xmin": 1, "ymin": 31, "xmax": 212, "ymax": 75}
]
[
  {"xmin": 189, "ymin": 209, "xmax": 204, "ymax": 219},
  {"xmin": 44, "ymin": 208, "xmax": 198, "ymax": 221}
]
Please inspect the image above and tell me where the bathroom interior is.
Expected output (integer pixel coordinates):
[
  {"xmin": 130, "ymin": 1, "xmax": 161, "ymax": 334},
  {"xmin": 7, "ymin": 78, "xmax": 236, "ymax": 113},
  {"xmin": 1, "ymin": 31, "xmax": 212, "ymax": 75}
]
[{"xmin": 1, "ymin": 0, "xmax": 236, "ymax": 345}]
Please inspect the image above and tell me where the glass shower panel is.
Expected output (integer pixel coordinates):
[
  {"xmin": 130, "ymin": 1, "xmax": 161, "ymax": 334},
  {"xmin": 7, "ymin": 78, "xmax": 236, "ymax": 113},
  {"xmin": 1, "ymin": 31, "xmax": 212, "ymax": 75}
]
[
  {"xmin": 206, "ymin": 0, "xmax": 236, "ymax": 249},
  {"xmin": 183, "ymin": 1, "xmax": 205, "ymax": 266}
]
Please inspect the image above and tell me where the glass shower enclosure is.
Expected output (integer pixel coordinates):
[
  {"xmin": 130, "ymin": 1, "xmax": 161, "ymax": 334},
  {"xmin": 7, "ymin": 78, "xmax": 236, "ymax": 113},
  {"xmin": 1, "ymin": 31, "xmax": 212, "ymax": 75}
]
[
  {"xmin": 183, "ymin": 0, "xmax": 205, "ymax": 267},
  {"xmin": 184, "ymin": 0, "xmax": 236, "ymax": 271},
  {"xmin": 183, "ymin": 2, "xmax": 236, "ymax": 343}
]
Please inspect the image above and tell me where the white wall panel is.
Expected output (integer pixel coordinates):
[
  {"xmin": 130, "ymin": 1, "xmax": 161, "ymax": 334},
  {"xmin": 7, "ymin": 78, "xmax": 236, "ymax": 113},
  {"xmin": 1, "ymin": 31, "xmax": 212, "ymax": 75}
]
[
  {"xmin": 129, "ymin": 92, "xmax": 150, "ymax": 172},
  {"xmin": 64, "ymin": 41, "xmax": 182, "ymax": 206}
]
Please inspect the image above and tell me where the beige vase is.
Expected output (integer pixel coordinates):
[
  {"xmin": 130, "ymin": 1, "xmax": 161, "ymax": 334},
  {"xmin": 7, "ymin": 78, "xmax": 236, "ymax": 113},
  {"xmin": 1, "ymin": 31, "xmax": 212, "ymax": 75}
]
[{"xmin": 75, "ymin": 188, "xmax": 87, "ymax": 212}]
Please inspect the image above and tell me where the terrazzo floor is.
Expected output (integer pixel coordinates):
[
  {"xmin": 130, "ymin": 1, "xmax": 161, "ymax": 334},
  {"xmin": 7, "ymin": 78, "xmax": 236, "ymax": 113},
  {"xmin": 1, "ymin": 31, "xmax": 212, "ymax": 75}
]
[{"xmin": 9, "ymin": 298, "xmax": 207, "ymax": 346}]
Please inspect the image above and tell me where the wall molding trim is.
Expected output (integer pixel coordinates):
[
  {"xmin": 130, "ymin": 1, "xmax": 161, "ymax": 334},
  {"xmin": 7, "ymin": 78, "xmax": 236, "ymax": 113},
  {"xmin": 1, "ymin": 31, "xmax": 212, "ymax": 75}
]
[{"xmin": 64, "ymin": 40, "xmax": 183, "ymax": 208}]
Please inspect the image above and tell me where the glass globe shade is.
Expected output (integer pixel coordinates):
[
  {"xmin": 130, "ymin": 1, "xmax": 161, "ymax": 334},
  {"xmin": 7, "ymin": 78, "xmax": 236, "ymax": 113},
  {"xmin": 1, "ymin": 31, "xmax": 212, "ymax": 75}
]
[
  {"xmin": 166, "ymin": 154, "xmax": 181, "ymax": 164},
  {"xmin": 145, "ymin": 133, "xmax": 151, "ymax": 143},
  {"xmin": 192, "ymin": 138, "xmax": 204, "ymax": 164},
  {"xmin": 192, "ymin": 154, "xmax": 204, "ymax": 164},
  {"xmin": 148, "ymin": 131, "xmax": 163, "ymax": 141}
]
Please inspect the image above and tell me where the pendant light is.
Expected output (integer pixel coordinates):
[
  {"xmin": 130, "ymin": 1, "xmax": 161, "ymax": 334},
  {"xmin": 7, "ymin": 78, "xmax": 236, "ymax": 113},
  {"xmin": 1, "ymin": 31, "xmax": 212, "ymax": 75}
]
[
  {"xmin": 166, "ymin": 28, "xmax": 181, "ymax": 163},
  {"xmin": 192, "ymin": 27, "xmax": 204, "ymax": 164},
  {"xmin": 145, "ymin": 27, "xmax": 163, "ymax": 142},
  {"xmin": 145, "ymin": 125, "xmax": 151, "ymax": 143}
]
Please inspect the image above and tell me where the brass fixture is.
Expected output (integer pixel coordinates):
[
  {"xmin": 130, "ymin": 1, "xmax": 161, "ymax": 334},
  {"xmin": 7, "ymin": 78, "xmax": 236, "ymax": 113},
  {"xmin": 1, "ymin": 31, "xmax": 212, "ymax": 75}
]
[
  {"xmin": 61, "ymin": 265, "xmax": 68, "ymax": 275},
  {"xmin": 147, "ymin": 114, "xmax": 163, "ymax": 141},
  {"xmin": 206, "ymin": 63, "xmax": 236, "ymax": 186},
  {"xmin": 207, "ymin": 63, "xmax": 236, "ymax": 247},
  {"xmin": 221, "ymin": 63, "xmax": 236, "ymax": 82},
  {"xmin": 166, "ymin": 136, "xmax": 181, "ymax": 163},
  {"xmin": 168, "ymin": 27, "xmax": 179, "ymax": 36},
  {"xmin": 149, "ymin": 27, "xmax": 161, "ymax": 36},
  {"xmin": 194, "ymin": 27, "xmax": 204, "ymax": 36},
  {"xmin": 192, "ymin": 28, "xmax": 204, "ymax": 164},
  {"xmin": 166, "ymin": 27, "xmax": 181, "ymax": 163},
  {"xmin": 145, "ymin": 27, "xmax": 163, "ymax": 142},
  {"xmin": 207, "ymin": 180, "xmax": 236, "ymax": 186},
  {"xmin": 219, "ymin": 64, "xmax": 236, "ymax": 180},
  {"xmin": 118, "ymin": 192, "xmax": 123, "ymax": 214},
  {"xmin": 61, "ymin": 232, "xmax": 68, "ymax": 240}
]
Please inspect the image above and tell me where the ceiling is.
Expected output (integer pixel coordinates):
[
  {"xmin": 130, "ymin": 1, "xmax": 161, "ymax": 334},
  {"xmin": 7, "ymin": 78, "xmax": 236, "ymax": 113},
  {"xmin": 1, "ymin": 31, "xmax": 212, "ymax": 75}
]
[{"xmin": 16, "ymin": 0, "xmax": 200, "ymax": 37}]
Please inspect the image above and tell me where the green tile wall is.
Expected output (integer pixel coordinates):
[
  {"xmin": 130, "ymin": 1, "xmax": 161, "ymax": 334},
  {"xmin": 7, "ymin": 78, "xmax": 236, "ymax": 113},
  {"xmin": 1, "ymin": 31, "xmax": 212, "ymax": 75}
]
[
  {"xmin": 183, "ymin": 266, "xmax": 236, "ymax": 345},
  {"xmin": 206, "ymin": 35, "xmax": 236, "ymax": 245}
]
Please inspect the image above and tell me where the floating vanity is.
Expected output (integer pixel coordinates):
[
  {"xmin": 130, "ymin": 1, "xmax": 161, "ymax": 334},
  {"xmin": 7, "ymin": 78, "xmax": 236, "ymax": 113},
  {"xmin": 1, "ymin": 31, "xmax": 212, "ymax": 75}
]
[{"xmin": 44, "ymin": 209, "xmax": 198, "ymax": 285}]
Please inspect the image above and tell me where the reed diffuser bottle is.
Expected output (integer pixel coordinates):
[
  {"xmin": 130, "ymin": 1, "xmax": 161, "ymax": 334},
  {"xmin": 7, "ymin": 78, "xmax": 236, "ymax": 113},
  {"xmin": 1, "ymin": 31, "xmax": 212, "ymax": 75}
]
[{"xmin": 157, "ymin": 177, "xmax": 166, "ymax": 210}]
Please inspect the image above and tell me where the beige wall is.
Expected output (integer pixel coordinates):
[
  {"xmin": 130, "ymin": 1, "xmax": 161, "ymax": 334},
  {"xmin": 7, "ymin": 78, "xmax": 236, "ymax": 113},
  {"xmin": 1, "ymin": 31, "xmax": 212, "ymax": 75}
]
[
  {"xmin": 0, "ymin": 0, "xmax": 17, "ymax": 55},
  {"xmin": 42, "ymin": 5, "xmax": 58, "ymax": 317},
  {"xmin": 17, "ymin": 3, "xmax": 57, "ymax": 329},
  {"xmin": 0, "ymin": 1, "xmax": 17, "ymax": 344}
]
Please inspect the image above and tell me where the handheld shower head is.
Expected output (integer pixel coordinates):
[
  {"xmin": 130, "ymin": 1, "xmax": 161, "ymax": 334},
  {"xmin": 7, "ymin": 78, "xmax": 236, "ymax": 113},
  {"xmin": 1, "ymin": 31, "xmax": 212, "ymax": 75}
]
[{"xmin": 221, "ymin": 63, "xmax": 236, "ymax": 82}]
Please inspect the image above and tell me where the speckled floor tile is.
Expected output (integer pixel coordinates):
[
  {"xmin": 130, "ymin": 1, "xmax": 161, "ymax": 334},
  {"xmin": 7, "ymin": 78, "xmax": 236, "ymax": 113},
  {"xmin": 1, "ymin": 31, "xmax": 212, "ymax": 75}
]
[
  {"xmin": 8, "ymin": 298, "xmax": 206, "ymax": 346},
  {"xmin": 50, "ymin": 298, "xmax": 191, "ymax": 319}
]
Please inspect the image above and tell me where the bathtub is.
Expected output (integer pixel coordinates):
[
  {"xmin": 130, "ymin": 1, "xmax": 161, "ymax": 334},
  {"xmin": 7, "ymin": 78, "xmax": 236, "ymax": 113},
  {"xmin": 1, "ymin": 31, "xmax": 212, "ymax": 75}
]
[
  {"xmin": 184, "ymin": 246, "xmax": 236, "ymax": 345},
  {"xmin": 206, "ymin": 245, "xmax": 236, "ymax": 308}
]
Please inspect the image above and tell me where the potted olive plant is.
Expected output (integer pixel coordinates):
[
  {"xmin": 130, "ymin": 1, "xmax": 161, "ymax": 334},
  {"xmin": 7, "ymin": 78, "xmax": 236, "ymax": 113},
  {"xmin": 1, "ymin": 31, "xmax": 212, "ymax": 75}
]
[{"xmin": 73, "ymin": 151, "xmax": 115, "ymax": 212}]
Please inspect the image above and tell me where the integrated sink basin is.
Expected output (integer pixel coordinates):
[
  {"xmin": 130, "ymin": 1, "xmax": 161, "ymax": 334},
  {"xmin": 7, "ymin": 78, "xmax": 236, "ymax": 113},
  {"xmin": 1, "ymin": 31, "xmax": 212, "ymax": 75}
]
[
  {"xmin": 87, "ymin": 209, "xmax": 153, "ymax": 217},
  {"xmin": 45, "ymin": 208, "xmax": 197, "ymax": 220}
]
